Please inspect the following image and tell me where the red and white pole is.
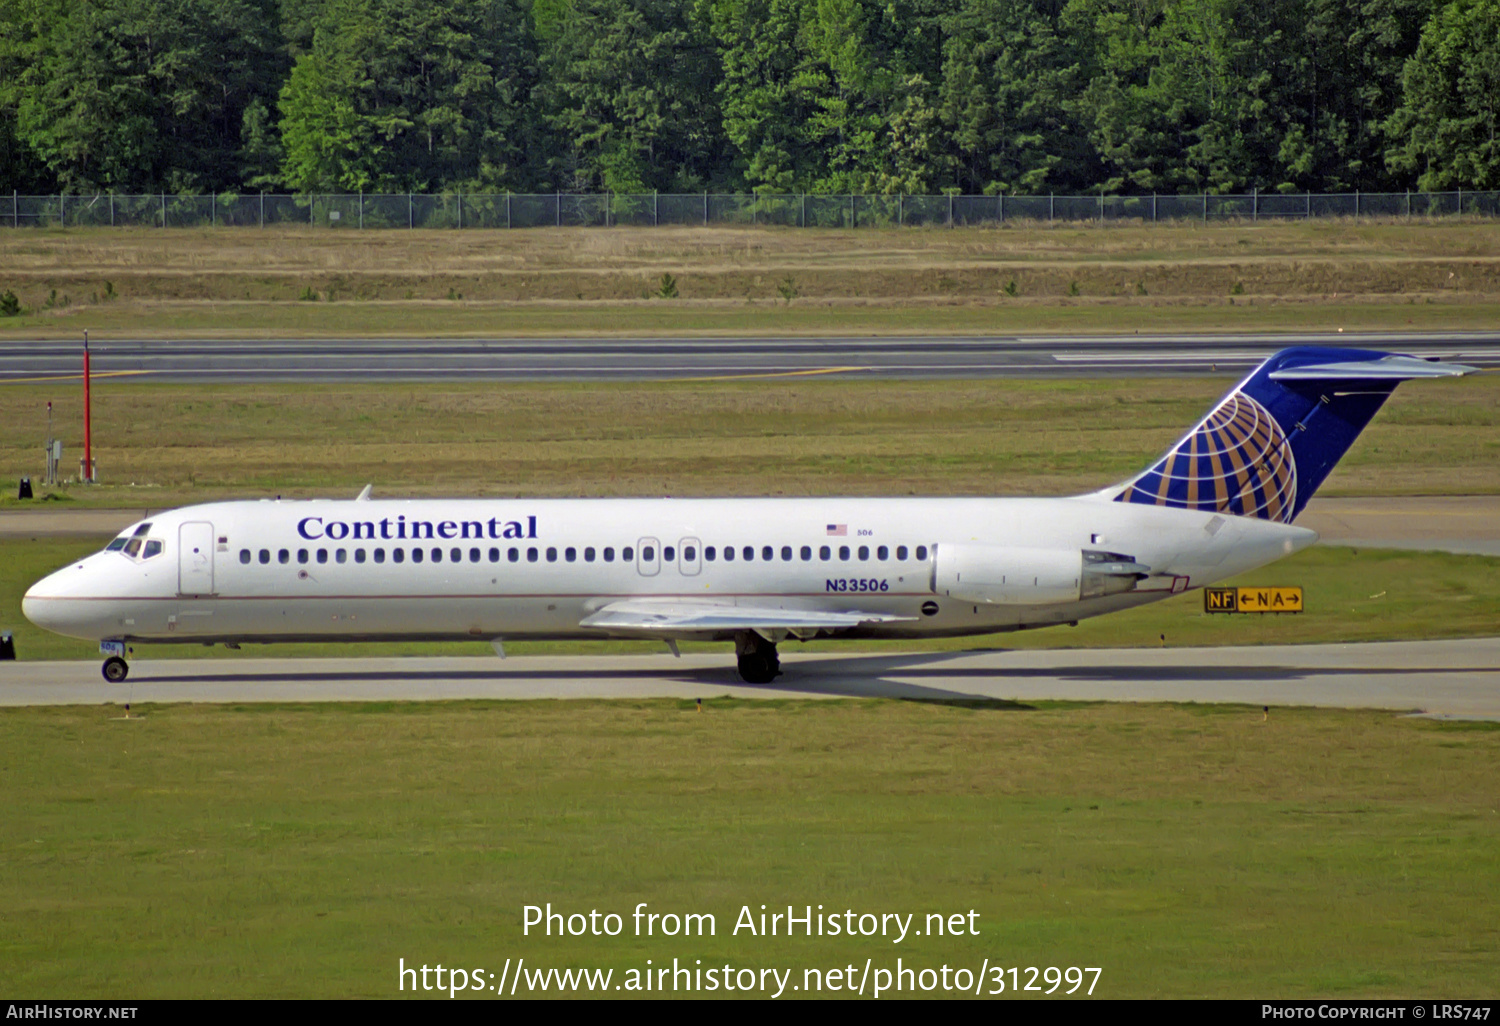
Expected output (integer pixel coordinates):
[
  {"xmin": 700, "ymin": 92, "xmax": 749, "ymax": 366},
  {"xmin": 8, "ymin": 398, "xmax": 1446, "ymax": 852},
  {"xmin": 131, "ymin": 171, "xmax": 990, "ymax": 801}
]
[{"xmin": 82, "ymin": 330, "xmax": 92, "ymax": 483}]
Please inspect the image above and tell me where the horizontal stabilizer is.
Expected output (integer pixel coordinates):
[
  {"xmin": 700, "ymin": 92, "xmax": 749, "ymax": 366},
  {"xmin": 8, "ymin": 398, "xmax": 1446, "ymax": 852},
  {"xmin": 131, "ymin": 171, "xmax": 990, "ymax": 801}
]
[
  {"xmin": 1109, "ymin": 346, "xmax": 1477, "ymax": 523},
  {"xmin": 1269, "ymin": 355, "xmax": 1477, "ymax": 381},
  {"xmin": 580, "ymin": 598, "xmax": 913, "ymax": 636}
]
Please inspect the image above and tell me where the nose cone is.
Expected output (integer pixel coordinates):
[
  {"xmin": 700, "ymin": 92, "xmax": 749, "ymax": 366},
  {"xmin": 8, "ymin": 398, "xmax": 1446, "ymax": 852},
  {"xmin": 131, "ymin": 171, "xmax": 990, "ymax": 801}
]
[{"xmin": 23, "ymin": 561, "xmax": 99, "ymax": 639}]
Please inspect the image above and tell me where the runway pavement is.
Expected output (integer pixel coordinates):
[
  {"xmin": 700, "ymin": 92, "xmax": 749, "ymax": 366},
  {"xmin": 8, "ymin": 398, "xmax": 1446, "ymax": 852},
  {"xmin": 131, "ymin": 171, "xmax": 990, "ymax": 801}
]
[
  {"xmin": 3, "ymin": 331, "xmax": 1499, "ymax": 383},
  {"xmin": 4, "ymin": 639, "xmax": 1497, "ymax": 717}
]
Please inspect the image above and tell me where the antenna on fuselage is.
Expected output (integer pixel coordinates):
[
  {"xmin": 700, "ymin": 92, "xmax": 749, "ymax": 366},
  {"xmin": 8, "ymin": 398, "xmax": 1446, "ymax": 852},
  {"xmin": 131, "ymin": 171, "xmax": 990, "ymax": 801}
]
[{"xmin": 355, "ymin": 484, "xmax": 372, "ymax": 501}]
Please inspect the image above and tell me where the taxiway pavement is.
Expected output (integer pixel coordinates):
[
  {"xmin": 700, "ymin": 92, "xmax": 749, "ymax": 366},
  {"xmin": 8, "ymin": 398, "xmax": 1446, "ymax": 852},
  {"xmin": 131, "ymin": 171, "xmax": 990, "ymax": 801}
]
[{"xmin": 4, "ymin": 639, "xmax": 1497, "ymax": 717}]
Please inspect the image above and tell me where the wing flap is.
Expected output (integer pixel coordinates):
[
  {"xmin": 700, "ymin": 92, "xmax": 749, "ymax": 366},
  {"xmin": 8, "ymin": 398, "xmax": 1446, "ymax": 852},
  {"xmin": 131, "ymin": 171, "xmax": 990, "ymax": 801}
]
[{"xmin": 580, "ymin": 598, "xmax": 914, "ymax": 636}]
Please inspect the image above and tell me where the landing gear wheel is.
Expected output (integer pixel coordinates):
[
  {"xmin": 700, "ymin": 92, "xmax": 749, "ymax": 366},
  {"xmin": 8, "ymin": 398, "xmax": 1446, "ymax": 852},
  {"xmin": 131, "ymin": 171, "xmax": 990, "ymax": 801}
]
[
  {"xmin": 734, "ymin": 634, "xmax": 781, "ymax": 684},
  {"xmin": 102, "ymin": 656, "xmax": 129, "ymax": 683}
]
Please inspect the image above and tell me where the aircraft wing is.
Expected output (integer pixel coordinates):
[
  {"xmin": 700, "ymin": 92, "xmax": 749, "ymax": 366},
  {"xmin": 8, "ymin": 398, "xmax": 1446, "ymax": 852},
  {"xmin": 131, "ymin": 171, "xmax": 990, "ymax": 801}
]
[{"xmin": 579, "ymin": 598, "xmax": 914, "ymax": 637}]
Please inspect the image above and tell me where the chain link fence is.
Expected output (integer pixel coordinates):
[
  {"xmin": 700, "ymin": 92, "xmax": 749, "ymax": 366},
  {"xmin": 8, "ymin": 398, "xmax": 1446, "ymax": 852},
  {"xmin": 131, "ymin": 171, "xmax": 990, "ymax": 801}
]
[{"xmin": 4, "ymin": 190, "xmax": 1498, "ymax": 229}]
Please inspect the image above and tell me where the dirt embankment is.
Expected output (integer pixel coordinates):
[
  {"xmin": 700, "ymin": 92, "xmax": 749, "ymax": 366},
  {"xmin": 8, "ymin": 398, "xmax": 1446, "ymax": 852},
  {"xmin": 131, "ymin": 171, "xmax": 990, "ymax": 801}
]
[{"xmin": 2, "ymin": 221, "xmax": 1497, "ymax": 307}]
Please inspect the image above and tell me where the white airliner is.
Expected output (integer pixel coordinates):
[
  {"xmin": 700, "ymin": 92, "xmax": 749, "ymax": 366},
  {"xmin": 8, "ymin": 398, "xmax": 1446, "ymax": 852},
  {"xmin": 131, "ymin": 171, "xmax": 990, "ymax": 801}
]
[{"xmin": 23, "ymin": 346, "xmax": 1474, "ymax": 685}]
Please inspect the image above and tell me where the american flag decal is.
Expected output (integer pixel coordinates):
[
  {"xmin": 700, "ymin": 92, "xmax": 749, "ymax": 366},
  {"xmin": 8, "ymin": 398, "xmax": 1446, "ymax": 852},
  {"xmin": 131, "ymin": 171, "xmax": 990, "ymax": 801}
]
[{"xmin": 826, "ymin": 524, "xmax": 847, "ymax": 536}]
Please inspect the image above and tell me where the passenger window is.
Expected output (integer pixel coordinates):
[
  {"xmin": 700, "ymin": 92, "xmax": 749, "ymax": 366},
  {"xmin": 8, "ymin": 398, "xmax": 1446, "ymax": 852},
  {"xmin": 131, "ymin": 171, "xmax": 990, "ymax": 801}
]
[
  {"xmin": 297, "ymin": 549, "xmax": 309, "ymax": 564},
  {"xmin": 723, "ymin": 546, "xmax": 734, "ymax": 562},
  {"xmin": 452, "ymin": 548, "xmax": 463, "ymax": 563},
  {"xmin": 413, "ymin": 548, "xmax": 425, "ymax": 563},
  {"xmin": 356, "ymin": 548, "xmax": 366, "ymax": 563},
  {"xmin": 584, "ymin": 547, "xmax": 595, "ymax": 562},
  {"xmin": 143, "ymin": 540, "xmax": 163, "ymax": 559},
  {"xmin": 839, "ymin": 545, "xmax": 850, "ymax": 560},
  {"xmin": 374, "ymin": 548, "xmax": 386, "ymax": 563},
  {"xmin": 278, "ymin": 549, "xmax": 289, "ymax": 564},
  {"xmin": 546, "ymin": 547, "xmax": 558, "ymax": 562},
  {"xmin": 858, "ymin": 545, "xmax": 869, "ymax": 560},
  {"xmin": 742, "ymin": 546, "xmax": 753, "ymax": 562},
  {"xmin": 800, "ymin": 546, "xmax": 812, "ymax": 561},
  {"xmin": 704, "ymin": 546, "xmax": 715, "ymax": 561},
  {"xmin": 603, "ymin": 547, "xmax": 615, "ymax": 562},
  {"xmin": 819, "ymin": 545, "xmax": 831, "ymax": 560},
  {"xmin": 684, "ymin": 546, "xmax": 696, "ymax": 561},
  {"xmin": 336, "ymin": 549, "xmax": 347, "ymax": 563},
  {"xmin": 776, "ymin": 546, "xmax": 788, "ymax": 561},
  {"xmin": 317, "ymin": 549, "xmax": 328, "ymax": 564},
  {"xmin": 761, "ymin": 546, "xmax": 773, "ymax": 561},
  {"xmin": 509, "ymin": 547, "xmax": 520, "ymax": 562},
  {"xmin": 622, "ymin": 546, "xmax": 634, "ymax": 561},
  {"xmin": 896, "ymin": 545, "xmax": 909, "ymax": 560},
  {"xmin": 565, "ymin": 547, "xmax": 577, "ymax": 562},
  {"xmin": 877, "ymin": 545, "xmax": 888, "ymax": 560},
  {"xmin": 259, "ymin": 549, "xmax": 270, "ymax": 564},
  {"xmin": 527, "ymin": 547, "xmax": 538, "ymax": 562},
  {"xmin": 663, "ymin": 546, "xmax": 675, "ymax": 561},
  {"xmin": 916, "ymin": 545, "xmax": 928, "ymax": 560},
  {"xmin": 642, "ymin": 546, "xmax": 655, "ymax": 561},
  {"xmin": 393, "ymin": 548, "xmax": 404, "ymax": 563},
  {"xmin": 488, "ymin": 548, "xmax": 499, "ymax": 563},
  {"xmin": 429, "ymin": 548, "xmax": 440, "ymax": 563},
  {"xmin": 466, "ymin": 548, "xmax": 477, "ymax": 563},
  {"xmin": 239, "ymin": 549, "xmax": 251, "ymax": 564}
]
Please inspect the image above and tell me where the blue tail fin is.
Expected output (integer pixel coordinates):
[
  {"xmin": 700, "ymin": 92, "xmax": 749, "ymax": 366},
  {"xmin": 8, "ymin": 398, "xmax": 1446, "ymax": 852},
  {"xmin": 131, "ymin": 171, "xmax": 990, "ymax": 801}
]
[{"xmin": 1113, "ymin": 346, "xmax": 1474, "ymax": 523}]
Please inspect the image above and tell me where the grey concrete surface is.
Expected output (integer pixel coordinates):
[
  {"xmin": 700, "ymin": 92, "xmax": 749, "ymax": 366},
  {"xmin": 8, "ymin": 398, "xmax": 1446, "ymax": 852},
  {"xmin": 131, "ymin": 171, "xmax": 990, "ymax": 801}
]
[
  {"xmin": 0, "ymin": 508, "xmax": 161, "ymax": 537},
  {"xmin": 4, "ymin": 639, "xmax": 1497, "ymax": 717},
  {"xmin": 3, "ymin": 332, "xmax": 1498, "ymax": 383},
  {"xmin": 1297, "ymin": 496, "xmax": 1500, "ymax": 557}
]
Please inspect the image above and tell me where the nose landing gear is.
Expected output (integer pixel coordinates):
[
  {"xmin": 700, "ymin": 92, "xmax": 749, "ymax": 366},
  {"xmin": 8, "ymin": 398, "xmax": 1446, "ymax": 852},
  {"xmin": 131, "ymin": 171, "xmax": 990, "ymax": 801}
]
[
  {"xmin": 102, "ymin": 656, "xmax": 129, "ymax": 683},
  {"xmin": 735, "ymin": 632, "xmax": 781, "ymax": 684}
]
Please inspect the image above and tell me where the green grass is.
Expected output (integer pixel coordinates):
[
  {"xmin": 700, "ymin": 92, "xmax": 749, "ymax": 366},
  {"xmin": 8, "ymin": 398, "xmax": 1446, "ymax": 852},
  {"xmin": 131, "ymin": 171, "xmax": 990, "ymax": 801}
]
[
  {"xmin": 6, "ymin": 296, "xmax": 1500, "ymax": 339},
  {"xmin": 0, "ymin": 699, "xmax": 1495, "ymax": 997},
  {"xmin": 4, "ymin": 374, "xmax": 1498, "ymax": 510},
  {"xmin": 7, "ymin": 537, "xmax": 1498, "ymax": 661}
]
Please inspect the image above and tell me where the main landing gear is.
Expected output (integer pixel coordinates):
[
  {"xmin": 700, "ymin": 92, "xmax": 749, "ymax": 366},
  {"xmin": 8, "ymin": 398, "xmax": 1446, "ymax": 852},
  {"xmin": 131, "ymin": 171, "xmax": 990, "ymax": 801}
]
[
  {"xmin": 102, "ymin": 656, "xmax": 129, "ymax": 683},
  {"xmin": 735, "ymin": 633, "xmax": 781, "ymax": 684}
]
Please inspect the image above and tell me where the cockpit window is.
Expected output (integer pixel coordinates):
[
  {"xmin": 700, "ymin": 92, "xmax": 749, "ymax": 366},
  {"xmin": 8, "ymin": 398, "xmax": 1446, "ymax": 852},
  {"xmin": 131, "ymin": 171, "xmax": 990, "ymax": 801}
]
[
  {"xmin": 132, "ymin": 522, "xmax": 153, "ymax": 537},
  {"xmin": 105, "ymin": 537, "xmax": 128, "ymax": 551},
  {"xmin": 123, "ymin": 538, "xmax": 144, "ymax": 557},
  {"xmin": 143, "ymin": 539, "xmax": 164, "ymax": 559}
]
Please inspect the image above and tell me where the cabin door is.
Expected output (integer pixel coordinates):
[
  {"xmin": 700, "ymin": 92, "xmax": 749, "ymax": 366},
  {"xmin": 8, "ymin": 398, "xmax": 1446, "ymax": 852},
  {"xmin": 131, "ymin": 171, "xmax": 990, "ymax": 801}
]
[{"xmin": 178, "ymin": 521, "xmax": 217, "ymax": 596}]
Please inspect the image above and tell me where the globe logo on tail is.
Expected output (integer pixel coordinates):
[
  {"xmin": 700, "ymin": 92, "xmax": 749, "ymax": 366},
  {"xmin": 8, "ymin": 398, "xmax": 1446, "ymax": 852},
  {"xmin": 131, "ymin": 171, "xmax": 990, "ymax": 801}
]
[{"xmin": 1116, "ymin": 391, "xmax": 1297, "ymax": 523}]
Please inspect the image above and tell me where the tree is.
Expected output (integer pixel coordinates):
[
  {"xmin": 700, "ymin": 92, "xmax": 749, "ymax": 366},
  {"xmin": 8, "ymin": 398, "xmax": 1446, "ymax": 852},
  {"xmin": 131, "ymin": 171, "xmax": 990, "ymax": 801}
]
[
  {"xmin": 276, "ymin": 0, "xmax": 537, "ymax": 192},
  {"xmin": 0, "ymin": 0, "xmax": 47, "ymax": 190},
  {"xmin": 1387, "ymin": 0, "xmax": 1500, "ymax": 188},
  {"xmin": 940, "ymin": 0, "xmax": 1092, "ymax": 193},
  {"xmin": 8, "ymin": 0, "xmax": 282, "ymax": 192},
  {"xmin": 540, "ymin": 0, "xmax": 726, "ymax": 192},
  {"xmin": 710, "ymin": 0, "xmax": 813, "ymax": 190}
]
